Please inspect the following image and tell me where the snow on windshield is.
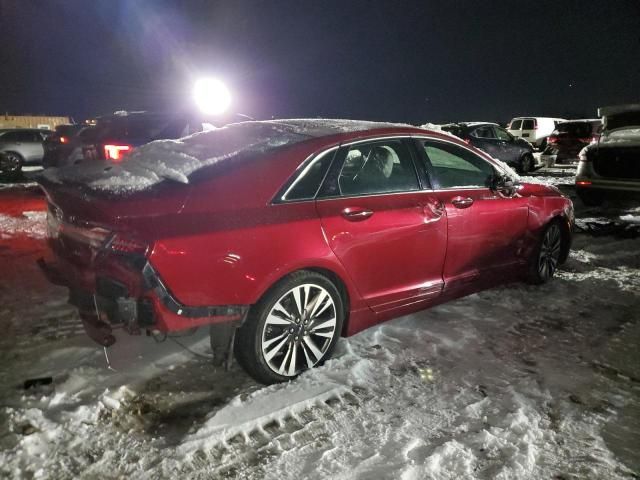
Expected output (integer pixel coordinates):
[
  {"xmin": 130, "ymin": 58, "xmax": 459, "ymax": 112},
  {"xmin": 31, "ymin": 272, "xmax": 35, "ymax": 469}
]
[{"xmin": 40, "ymin": 119, "xmax": 418, "ymax": 195}]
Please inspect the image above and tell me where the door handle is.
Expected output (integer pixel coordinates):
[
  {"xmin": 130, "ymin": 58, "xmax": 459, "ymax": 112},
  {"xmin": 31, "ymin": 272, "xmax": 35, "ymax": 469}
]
[
  {"xmin": 451, "ymin": 196, "xmax": 474, "ymax": 209},
  {"xmin": 341, "ymin": 207, "xmax": 374, "ymax": 221}
]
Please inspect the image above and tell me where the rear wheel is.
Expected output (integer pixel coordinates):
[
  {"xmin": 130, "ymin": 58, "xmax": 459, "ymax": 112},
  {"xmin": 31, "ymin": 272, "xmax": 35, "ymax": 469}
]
[
  {"xmin": 0, "ymin": 152, "xmax": 24, "ymax": 178},
  {"xmin": 527, "ymin": 221, "xmax": 563, "ymax": 284},
  {"xmin": 235, "ymin": 271, "xmax": 344, "ymax": 384}
]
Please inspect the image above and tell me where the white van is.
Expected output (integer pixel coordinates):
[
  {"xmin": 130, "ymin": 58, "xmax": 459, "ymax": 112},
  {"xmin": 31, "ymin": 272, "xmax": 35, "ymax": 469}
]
[{"xmin": 507, "ymin": 117, "xmax": 565, "ymax": 149}]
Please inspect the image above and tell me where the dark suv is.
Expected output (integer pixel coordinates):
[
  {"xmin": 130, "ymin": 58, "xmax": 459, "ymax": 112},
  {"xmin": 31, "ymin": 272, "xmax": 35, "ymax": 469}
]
[
  {"xmin": 74, "ymin": 111, "xmax": 251, "ymax": 164},
  {"xmin": 440, "ymin": 122, "xmax": 535, "ymax": 173},
  {"xmin": 540, "ymin": 119, "xmax": 602, "ymax": 167},
  {"xmin": 42, "ymin": 124, "xmax": 87, "ymax": 168}
]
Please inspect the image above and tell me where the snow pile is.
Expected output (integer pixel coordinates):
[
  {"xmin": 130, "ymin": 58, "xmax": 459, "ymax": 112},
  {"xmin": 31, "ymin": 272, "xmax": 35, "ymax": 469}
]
[
  {"xmin": 0, "ymin": 211, "xmax": 47, "ymax": 239},
  {"xmin": 39, "ymin": 119, "xmax": 416, "ymax": 195}
]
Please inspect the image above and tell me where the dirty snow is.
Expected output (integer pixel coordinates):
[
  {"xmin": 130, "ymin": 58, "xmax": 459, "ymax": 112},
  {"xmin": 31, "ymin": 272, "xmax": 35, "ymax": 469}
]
[
  {"xmin": 0, "ymin": 211, "xmax": 47, "ymax": 239},
  {"xmin": 1, "ymin": 175, "xmax": 639, "ymax": 479}
]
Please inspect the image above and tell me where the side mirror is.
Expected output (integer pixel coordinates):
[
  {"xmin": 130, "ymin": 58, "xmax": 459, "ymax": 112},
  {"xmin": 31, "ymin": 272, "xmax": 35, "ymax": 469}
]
[{"xmin": 489, "ymin": 173, "xmax": 517, "ymax": 196}]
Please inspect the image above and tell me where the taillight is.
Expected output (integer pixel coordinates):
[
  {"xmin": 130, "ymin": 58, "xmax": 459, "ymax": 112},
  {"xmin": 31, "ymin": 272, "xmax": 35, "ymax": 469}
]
[
  {"xmin": 548, "ymin": 135, "xmax": 558, "ymax": 144},
  {"xmin": 59, "ymin": 136, "xmax": 68, "ymax": 144},
  {"xmin": 576, "ymin": 180, "xmax": 592, "ymax": 186},
  {"xmin": 104, "ymin": 144, "xmax": 132, "ymax": 161},
  {"xmin": 108, "ymin": 233, "xmax": 149, "ymax": 256}
]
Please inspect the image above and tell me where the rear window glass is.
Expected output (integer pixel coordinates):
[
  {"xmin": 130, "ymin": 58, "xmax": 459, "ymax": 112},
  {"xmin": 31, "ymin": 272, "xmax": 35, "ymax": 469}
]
[
  {"xmin": 440, "ymin": 125, "xmax": 462, "ymax": 137},
  {"xmin": 509, "ymin": 120, "xmax": 522, "ymax": 130},
  {"xmin": 555, "ymin": 122, "xmax": 593, "ymax": 137},
  {"xmin": 281, "ymin": 149, "xmax": 335, "ymax": 201},
  {"xmin": 97, "ymin": 115, "xmax": 200, "ymax": 141},
  {"xmin": 522, "ymin": 119, "xmax": 535, "ymax": 130},
  {"xmin": 55, "ymin": 125, "xmax": 83, "ymax": 137}
]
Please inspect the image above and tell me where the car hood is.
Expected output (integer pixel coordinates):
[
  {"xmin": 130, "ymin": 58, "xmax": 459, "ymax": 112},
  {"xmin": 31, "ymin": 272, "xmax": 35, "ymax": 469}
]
[{"xmin": 596, "ymin": 127, "xmax": 640, "ymax": 147}]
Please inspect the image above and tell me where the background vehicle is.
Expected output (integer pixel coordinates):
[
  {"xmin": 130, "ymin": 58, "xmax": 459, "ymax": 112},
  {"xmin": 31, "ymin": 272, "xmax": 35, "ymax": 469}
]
[
  {"xmin": 42, "ymin": 124, "xmax": 86, "ymax": 168},
  {"xmin": 576, "ymin": 104, "xmax": 640, "ymax": 206},
  {"xmin": 508, "ymin": 117, "xmax": 565, "ymax": 150},
  {"xmin": 540, "ymin": 119, "xmax": 602, "ymax": 167},
  {"xmin": 77, "ymin": 111, "xmax": 250, "ymax": 163},
  {"xmin": 39, "ymin": 120, "xmax": 573, "ymax": 384},
  {"xmin": 440, "ymin": 122, "xmax": 536, "ymax": 173},
  {"xmin": 0, "ymin": 128, "xmax": 52, "ymax": 177}
]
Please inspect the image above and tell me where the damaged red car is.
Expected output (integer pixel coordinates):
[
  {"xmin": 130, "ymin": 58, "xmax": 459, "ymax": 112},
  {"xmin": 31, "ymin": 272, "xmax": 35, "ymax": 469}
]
[{"xmin": 38, "ymin": 120, "xmax": 574, "ymax": 384}]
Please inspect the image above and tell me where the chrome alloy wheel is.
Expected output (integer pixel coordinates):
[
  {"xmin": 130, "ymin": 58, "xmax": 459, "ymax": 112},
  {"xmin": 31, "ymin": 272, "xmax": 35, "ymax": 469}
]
[
  {"xmin": 538, "ymin": 223, "xmax": 562, "ymax": 280},
  {"xmin": 261, "ymin": 283, "xmax": 337, "ymax": 377}
]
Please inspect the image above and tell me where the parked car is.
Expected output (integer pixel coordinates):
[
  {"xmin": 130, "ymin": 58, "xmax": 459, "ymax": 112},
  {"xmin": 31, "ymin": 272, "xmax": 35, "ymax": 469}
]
[
  {"xmin": 38, "ymin": 120, "xmax": 574, "ymax": 384},
  {"xmin": 440, "ymin": 122, "xmax": 536, "ymax": 173},
  {"xmin": 0, "ymin": 128, "xmax": 52, "ymax": 177},
  {"xmin": 576, "ymin": 104, "xmax": 640, "ymax": 206},
  {"xmin": 42, "ymin": 124, "xmax": 87, "ymax": 168},
  {"xmin": 540, "ymin": 119, "xmax": 602, "ymax": 167},
  {"xmin": 507, "ymin": 117, "xmax": 565, "ymax": 150},
  {"xmin": 75, "ymin": 111, "xmax": 251, "ymax": 164}
]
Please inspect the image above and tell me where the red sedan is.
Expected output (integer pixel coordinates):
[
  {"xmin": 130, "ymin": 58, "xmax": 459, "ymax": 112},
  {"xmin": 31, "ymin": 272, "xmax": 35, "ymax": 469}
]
[{"xmin": 38, "ymin": 120, "xmax": 573, "ymax": 384}]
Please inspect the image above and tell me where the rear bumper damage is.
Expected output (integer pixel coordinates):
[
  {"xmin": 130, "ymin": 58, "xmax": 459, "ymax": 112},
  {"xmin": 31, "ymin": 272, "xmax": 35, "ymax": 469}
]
[{"xmin": 38, "ymin": 256, "xmax": 249, "ymax": 346}]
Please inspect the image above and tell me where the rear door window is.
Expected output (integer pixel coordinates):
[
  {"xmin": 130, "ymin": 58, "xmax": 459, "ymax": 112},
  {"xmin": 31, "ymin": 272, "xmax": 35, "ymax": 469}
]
[
  {"xmin": 470, "ymin": 126, "xmax": 496, "ymax": 139},
  {"xmin": 279, "ymin": 148, "xmax": 336, "ymax": 201},
  {"xmin": 336, "ymin": 140, "xmax": 420, "ymax": 196},
  {"xmin": 522, "ymin": 119, "xmax": 535, "ymax": 130}
]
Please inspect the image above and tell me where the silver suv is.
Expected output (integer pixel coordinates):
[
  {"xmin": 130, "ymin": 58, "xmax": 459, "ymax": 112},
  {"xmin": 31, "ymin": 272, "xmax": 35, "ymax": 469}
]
[{"xmin": 0, "ymin": 128, "xmax": 51, "ymax": 177}]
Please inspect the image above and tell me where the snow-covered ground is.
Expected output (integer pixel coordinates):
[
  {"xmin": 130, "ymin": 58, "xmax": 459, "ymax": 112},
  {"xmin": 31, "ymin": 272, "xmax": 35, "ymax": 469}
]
[{"xmin": 0, "ymin": 174, "xmax": 638, "ymax": 479}]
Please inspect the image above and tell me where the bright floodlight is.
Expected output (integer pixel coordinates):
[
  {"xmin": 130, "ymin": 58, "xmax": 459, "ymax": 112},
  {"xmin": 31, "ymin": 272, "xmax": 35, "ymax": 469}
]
[{"xmin": 193, "ymin": 78, "xmax": 231, "ymax": 115}]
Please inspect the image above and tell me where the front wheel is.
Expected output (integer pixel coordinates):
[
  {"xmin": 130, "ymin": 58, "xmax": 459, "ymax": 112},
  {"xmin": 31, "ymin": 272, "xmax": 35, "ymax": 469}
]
[
  {"xmin": 518, "ymin": 153, "xmax": 534, "ymax": 174},
  {"xmin": 527, "ymin": 221, "xmax": 563, "ymax": 284},
  {"xmin": 235, "ymin": 271, "xmax": 344, "ymax": 384}
]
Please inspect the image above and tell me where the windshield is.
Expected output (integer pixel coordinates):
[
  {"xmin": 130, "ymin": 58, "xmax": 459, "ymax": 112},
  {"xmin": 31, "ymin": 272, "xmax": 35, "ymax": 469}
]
[{"xmin": 555, "ymin": 122, "xmax": 594, "ymax": 137}]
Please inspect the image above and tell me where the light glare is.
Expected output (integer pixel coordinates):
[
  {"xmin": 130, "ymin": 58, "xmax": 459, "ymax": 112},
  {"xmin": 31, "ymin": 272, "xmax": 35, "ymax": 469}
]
[{"xmin": 193, "ymin": 78, "xmax": 231, "ymax": 115}]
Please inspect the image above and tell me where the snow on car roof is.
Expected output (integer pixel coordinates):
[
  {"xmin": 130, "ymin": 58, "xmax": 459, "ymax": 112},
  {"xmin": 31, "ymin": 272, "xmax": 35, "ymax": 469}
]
[{"xmin": 40, "ymin": 119, "xmax": 428, "ymax": 195}]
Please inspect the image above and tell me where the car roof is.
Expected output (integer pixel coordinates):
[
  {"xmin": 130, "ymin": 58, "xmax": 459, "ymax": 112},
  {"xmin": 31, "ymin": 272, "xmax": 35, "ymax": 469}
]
[
  {"xmin": 557, "ymin": 119, "xmax": 601, "ymax": 124},
  {"xmin": 456, "ymin": 122, "xmax": 500, "ymax": 127}
]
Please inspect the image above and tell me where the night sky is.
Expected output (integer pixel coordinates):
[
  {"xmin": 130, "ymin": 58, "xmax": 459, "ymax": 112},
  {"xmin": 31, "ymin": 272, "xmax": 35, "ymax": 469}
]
[{"xmin": 0, "ymin": 0, "xmax": 638, "ymax": 124}]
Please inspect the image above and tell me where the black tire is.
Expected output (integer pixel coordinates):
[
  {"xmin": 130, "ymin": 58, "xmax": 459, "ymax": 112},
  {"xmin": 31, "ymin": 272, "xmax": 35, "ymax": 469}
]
[
  {"xmin": 518, "ymin": 153, "xmax": 534, "ymax": 174},
  {"xmin": 235, "ymin": 270, "xmax": 345, "ymax": 384},
  {"xmin": 577, "ymin": 188, "xmax": 604, "ymax": 207},
  {"xmin": 0, "ymin": 151, "xmax": 24, "ymax": 178},
  {"xmin": 527, "ymin": 221, "xmax": 564, "ymax": 284}
]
